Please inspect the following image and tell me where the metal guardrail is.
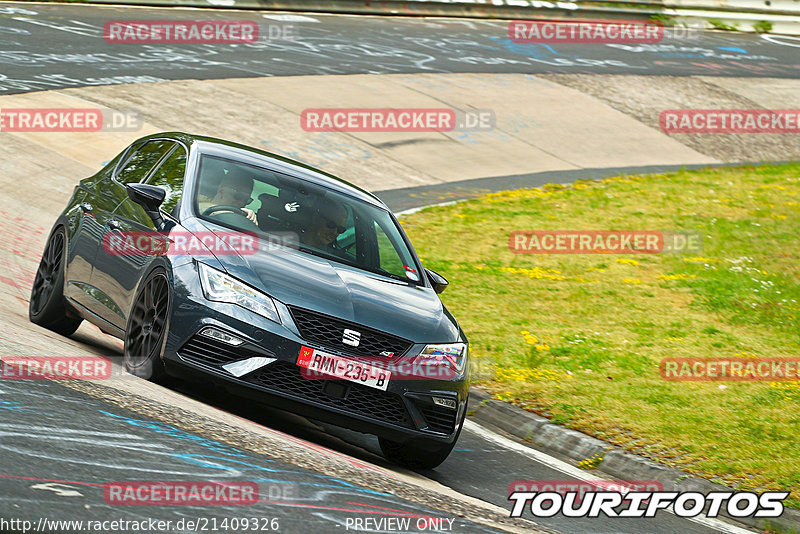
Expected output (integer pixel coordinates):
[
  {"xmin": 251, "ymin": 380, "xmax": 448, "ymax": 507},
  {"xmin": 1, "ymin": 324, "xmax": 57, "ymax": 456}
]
[
  {"xmin": 586, "ymin": 0, "xmax": 799, "ymax": 16},
  {"xmin": 61, "ymin": 0, "xmax": 800, "ymax": 34}
]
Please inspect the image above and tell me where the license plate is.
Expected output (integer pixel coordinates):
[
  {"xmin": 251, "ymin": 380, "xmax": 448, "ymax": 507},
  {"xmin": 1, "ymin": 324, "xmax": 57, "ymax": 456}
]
[{"xmin": 297, "ymin": 346, "xmax": 390, "ymax": 391}]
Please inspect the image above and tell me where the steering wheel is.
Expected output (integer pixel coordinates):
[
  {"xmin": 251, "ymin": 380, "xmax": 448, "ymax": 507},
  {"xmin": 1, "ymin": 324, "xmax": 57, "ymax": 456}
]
[{"xmin": 202, "ymin": 205, "xmax": 249, "ymax": 217}]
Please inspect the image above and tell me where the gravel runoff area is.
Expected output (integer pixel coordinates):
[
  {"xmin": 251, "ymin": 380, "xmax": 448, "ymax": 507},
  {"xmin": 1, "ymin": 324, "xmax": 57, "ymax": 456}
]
[{"xmin": 540, "ymin": 74, "xmax": 800, "ymax": 164}]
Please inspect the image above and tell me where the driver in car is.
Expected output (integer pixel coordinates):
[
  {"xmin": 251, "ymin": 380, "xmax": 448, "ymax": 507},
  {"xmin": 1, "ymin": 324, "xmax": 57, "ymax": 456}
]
[
  {"xmin": 300, "ymin": 200, "xmax": 348, "ymax": 251},
  {"xmin": 198, "ymin": 170, "xmax": 258, "ymax": 224}
]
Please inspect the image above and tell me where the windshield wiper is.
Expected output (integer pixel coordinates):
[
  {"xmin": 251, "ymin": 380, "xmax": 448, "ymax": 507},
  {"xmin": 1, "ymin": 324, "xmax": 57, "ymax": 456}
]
[{"xmin": 297, "ymin": 245, "xmax": 354, "ymax": 266}]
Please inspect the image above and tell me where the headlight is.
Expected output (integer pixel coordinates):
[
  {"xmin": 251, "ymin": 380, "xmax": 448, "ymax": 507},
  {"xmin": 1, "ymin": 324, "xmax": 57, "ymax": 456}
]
[
  {"xmin": 414, "ymin": 343, "xmax": 468, "ymax": 376},
  {"xmin": 198, "ymin": 263, "xmax": 280, "ymax": 324}
]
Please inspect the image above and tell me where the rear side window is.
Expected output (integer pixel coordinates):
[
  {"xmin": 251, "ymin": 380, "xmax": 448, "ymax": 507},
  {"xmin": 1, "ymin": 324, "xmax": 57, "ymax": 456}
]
[
  {"xmin": 147, "ymin": 145, "xmax": 187, "ymax": 213},
  {"xmin": 116, "ymin": 140, "xmax": 173, "ymax": 184}
]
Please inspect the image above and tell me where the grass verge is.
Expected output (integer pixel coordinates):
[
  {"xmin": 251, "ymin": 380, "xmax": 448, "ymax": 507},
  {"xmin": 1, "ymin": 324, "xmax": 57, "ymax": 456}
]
[{"xmin": 400, "ymin": 162, "xmax": 800, "ymax": 506}]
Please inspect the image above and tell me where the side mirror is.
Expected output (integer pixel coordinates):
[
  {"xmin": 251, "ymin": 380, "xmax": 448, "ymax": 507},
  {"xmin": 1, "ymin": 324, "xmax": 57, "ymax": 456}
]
[
  {"xmin": 425, "ymin": 268, "xmax": 449, "ymax": 294},
  {"xmin": 126, "ymin": 183, "xmax": 166, "ymax": 229}
]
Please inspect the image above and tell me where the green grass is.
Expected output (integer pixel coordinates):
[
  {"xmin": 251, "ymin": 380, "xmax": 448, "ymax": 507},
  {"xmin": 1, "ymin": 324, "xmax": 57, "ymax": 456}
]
[
  {"xmin": 708, "ymin": 18, "xmax": 740, "ymax": 31},
  {"xmin": 753, "ymin": 20, "xmax": 774, "ymax": 33},
  {"xmin": 401, "ymin": 163, "xmax": 800, "ymax": 505}
]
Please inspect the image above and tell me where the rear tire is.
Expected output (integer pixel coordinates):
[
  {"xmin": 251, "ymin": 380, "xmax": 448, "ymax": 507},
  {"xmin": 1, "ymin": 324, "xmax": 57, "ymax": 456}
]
[
  {"xmin": 29, "ymin": 226, "xmax": 82, "ymax": 336},
  {"xmin": 379, "ymin": 407, "xmax": 467, "ymax": 469},
  {"xmin": 124, "ymin": 269, "xmax": 170, "ymax": 381}
]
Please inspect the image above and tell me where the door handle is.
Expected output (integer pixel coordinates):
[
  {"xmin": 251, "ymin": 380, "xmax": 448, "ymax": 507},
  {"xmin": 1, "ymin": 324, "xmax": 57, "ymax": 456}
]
[
  {"xmin": 107, "ymin": 219, "xmax": 121, "ymax": 231},
  {"xmin": 79, "ymin": 202, "xmax": 93, "ymax": 213}
]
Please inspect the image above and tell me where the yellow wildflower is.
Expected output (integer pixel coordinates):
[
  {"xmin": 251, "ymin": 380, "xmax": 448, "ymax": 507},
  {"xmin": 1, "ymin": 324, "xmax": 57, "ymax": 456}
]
[
  {"xmin": 501, "ymin": 266, "xmax": 566, "ymax": 281},
  {"xmin": 657, "ymin": 273, "xmax": 697, "ymax": 281},
  {"xmin": 495, "ymin": 367, "xmax": 572, "ymax": 383},
  {"xmin": 683, "ymin": 257, "xmax": 719, "ymax": 263}
]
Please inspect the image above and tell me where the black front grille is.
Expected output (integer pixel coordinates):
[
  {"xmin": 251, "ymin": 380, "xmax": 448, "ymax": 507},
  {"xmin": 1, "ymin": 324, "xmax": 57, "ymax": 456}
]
[
  {"xmin": 248, "ymin": 361, "xmax": 413, "ymax": 428},
  {"xmin": 179, "ymin": 334, "xmax": 264, "ymax": 367},
  {"xmin": 419, "ymin": 403, "xmax": 458, "ymax": 434},
  {"xmin": 288, "ymin": 306, "xmax": 412, "ymax": 358}
]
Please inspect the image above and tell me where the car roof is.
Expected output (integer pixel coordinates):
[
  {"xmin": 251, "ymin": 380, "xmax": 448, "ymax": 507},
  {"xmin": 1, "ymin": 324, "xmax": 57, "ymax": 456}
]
[{"xmin": 143, "ymin": 131, "xmax": 388, "ymax": 210}]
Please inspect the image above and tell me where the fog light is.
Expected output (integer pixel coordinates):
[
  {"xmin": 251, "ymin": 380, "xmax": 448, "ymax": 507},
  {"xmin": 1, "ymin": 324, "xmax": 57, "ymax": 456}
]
[
  {"xmin": 223, "ymin": 356, "xmax": 276, "ymax": 377},
  {"xmin": 200, "ymin": 327, "xmax": 244, "ymax": 346},
  {"xmin": 432, "ymin": 397, "xmax": 457, "ymax": 410}
]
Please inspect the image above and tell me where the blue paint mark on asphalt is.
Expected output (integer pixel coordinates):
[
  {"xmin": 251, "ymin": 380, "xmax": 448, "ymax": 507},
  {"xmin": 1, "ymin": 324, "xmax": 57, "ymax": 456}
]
[
  {"xmin": 100, "ymin": 410, "xmax": 251, "ymax": 457},
  {"xmin": 716, "ymin": 46, "xmax": 748, "ymax": 54},
  {"xmin": 488, "ymin": 37, "xmax": 576, "ymax": 59},
  {"xmin": 99, "ymin": 409, "xmax": 390, "ymax": 497},
  {"xmin": 0, "ymin": 399, "xmax": 25, "ymax": 412}
]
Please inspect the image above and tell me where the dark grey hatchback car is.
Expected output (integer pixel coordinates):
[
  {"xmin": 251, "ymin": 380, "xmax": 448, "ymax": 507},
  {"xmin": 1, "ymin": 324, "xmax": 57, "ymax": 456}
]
[{"xmin": 29, "ymin": 132, "xmax": 469, "ymax": 468}]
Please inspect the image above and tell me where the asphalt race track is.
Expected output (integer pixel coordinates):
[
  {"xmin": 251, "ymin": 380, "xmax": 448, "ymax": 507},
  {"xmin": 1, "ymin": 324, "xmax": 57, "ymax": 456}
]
[
  {"xmin": 0, "ymin": 379, "xmax": 507, "ymax": 534},
  {"xmin": 0, "ymin": 1, "xmax": 799, "ymax": 94},
  {"xmin": 1, "ymin": 2, "xmax": 798, "ymax": 533}
]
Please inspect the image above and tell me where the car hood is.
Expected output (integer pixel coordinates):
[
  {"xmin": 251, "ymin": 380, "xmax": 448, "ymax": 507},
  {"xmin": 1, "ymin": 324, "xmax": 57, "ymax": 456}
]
[{"xmin": 186, "ymin": 218, "xmax": 460, "ymax": 343}]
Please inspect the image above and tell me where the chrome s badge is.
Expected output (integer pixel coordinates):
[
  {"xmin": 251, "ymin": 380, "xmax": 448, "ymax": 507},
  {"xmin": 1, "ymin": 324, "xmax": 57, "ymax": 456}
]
[
  {"xmin": 379, "ymin": 351, "xmax": 395, "ymax": 358},
  {"xmin": 342, "ymin": 329, "xmax": 361, "ymax": 347},
  {"xmin": 284, "ymin": 202, "xmax": 299, "ymax": 213}
]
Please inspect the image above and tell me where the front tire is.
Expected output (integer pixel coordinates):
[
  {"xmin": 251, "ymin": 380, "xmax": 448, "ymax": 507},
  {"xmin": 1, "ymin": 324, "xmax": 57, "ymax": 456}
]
[
  {"xmin": 379, "ymin": 407, "xmax": 467, "ymax": 469},
  {"xmin": 29, "ymin": 226, "xmax": 82, "ymax": 336},
  {"xmin": 124, "ymin": 269, "xmax": 170, "ymax": 381}
]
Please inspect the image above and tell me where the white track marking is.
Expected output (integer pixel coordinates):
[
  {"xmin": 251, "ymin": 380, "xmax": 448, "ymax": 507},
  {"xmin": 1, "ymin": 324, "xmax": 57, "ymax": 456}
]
[
  {"xmin": 30, "ymin": 483, "xmax": 83, "ymax": 497},
  {"xmin": 464, "ymin": 420, "xmax": 757, "ymax": 534},
  {"xmin": 761, "ymin": 34, "xmax": 800, "ymax": 48},
  {"xmin": 396, "ymin": 200, "xmax": 466, "ymax": 217},
  {"xmin": 262, "ymin": 14, "xmax": 320, "ymax": 23}
]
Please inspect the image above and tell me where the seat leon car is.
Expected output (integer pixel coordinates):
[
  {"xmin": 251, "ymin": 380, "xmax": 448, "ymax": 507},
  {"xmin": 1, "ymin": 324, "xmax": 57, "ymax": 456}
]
[{"xmin": 29, "ymin": 132, "xmax": 469, "ymax": 468}]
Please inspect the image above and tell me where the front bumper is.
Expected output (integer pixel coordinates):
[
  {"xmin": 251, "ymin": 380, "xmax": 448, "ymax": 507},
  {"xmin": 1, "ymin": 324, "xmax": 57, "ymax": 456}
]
[{"xmin": 163, "ymin": 263, "xmax": 468, "ymax": 446}]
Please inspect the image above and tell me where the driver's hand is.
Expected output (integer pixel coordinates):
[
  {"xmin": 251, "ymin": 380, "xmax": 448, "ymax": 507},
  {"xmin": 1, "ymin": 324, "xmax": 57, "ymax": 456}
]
[{"xmin": 242, "ymin": 208, "xmax": 258, "ymax": 224}]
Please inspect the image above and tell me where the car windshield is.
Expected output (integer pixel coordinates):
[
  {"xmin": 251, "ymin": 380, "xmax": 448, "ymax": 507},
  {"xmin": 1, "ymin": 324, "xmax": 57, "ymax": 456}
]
[{"xmin": 194, "ymin": 155, "xmax": 423, "ymax": 283}]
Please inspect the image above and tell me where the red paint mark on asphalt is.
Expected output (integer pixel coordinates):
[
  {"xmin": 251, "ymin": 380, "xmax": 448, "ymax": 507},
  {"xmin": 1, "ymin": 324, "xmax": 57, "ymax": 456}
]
[
  {"xmin": 0, "ymin": 212, "xmax": 45, "ymax": 262},
  {"xmin": 0, "ymin": 274, "xmax": 23, "ymax": 289},
  {"xmin": 252, "ymin": 499, "xmax": 430, "ymax": 517}
]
